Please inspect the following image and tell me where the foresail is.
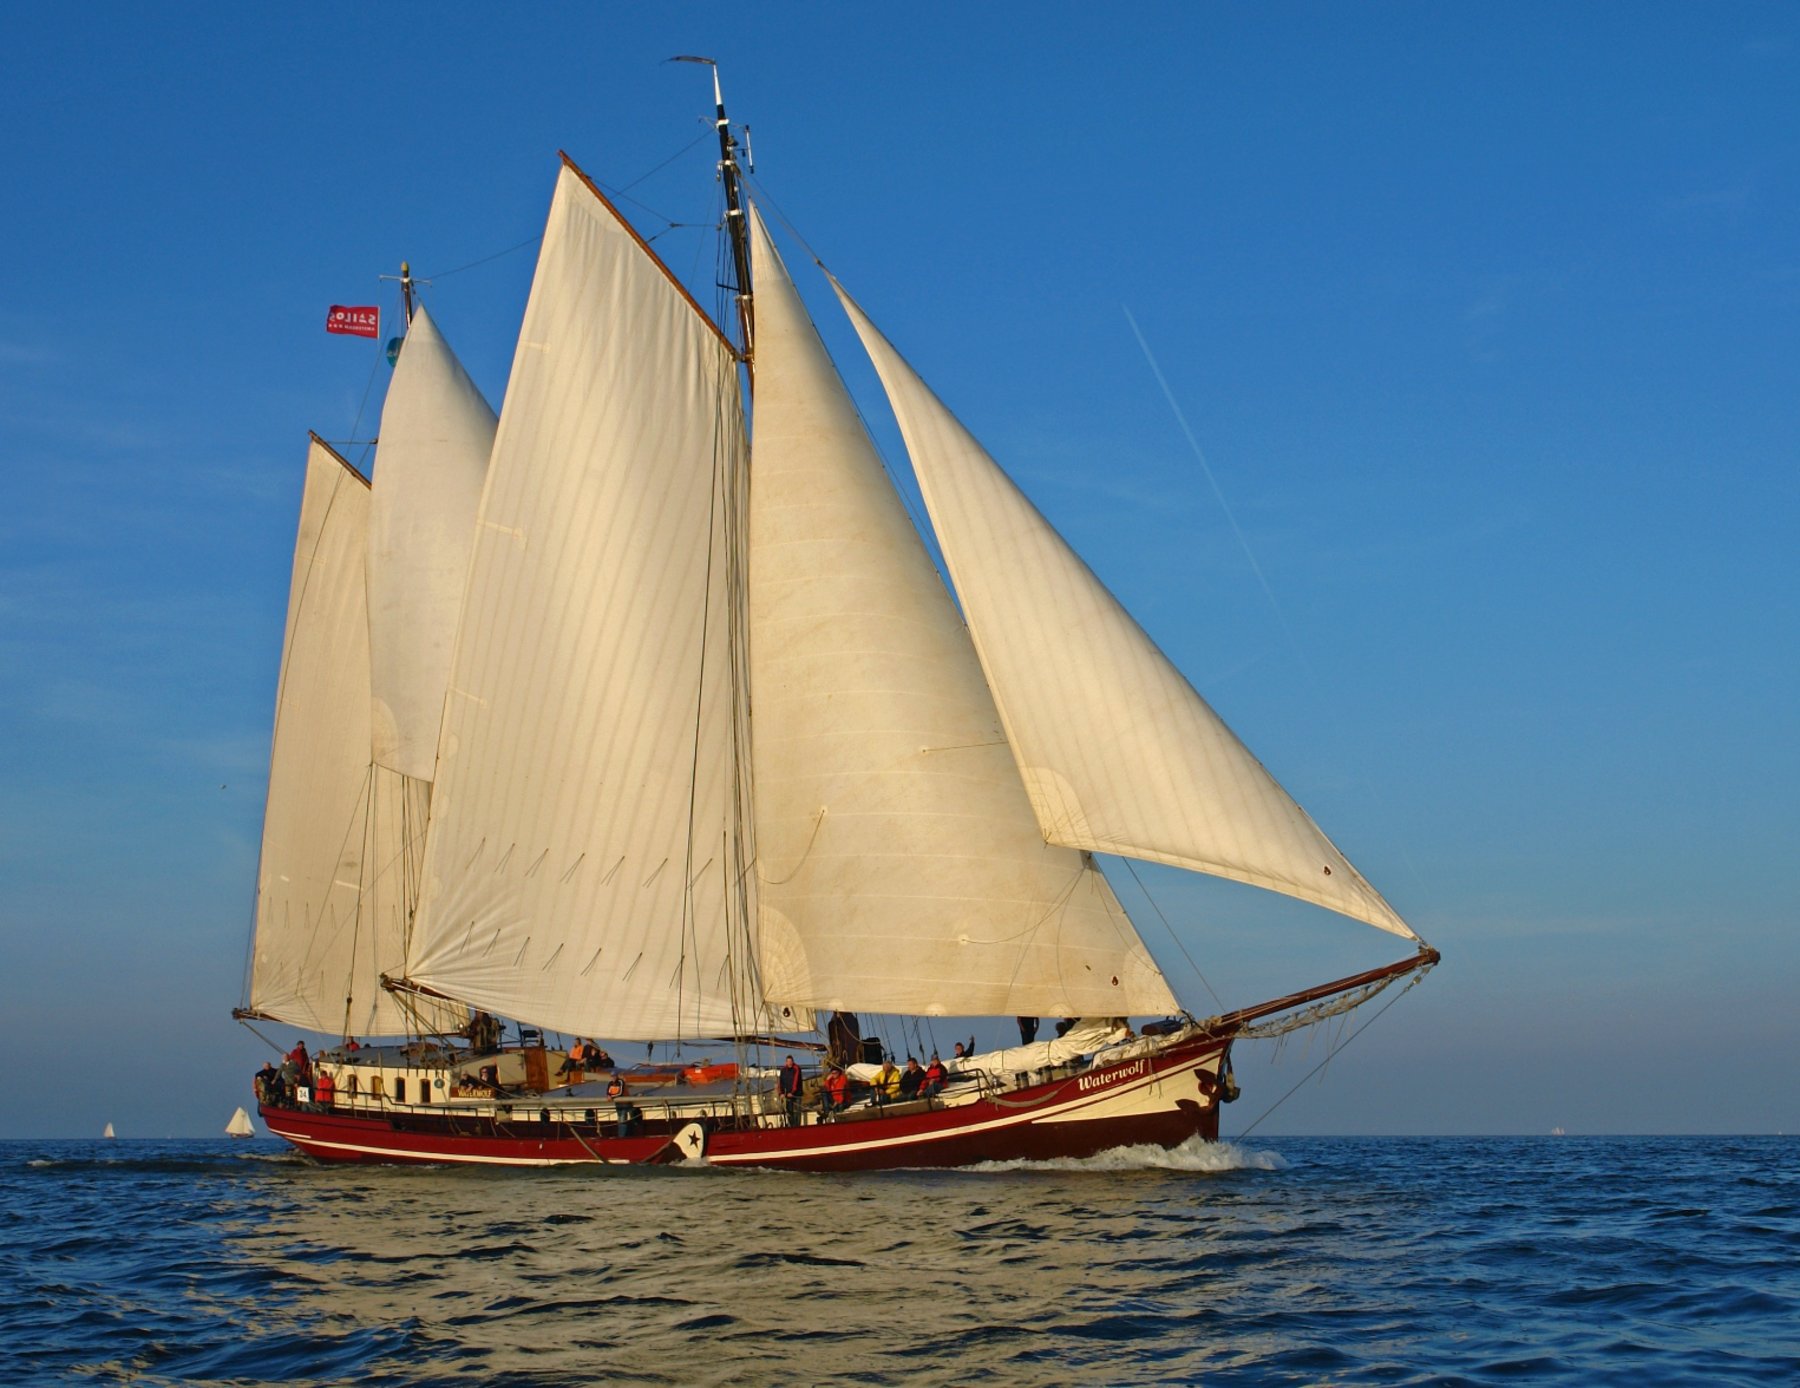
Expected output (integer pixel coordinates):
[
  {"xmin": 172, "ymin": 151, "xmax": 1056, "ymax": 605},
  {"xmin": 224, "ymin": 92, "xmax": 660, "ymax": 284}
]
[
  {"xmin": 747, "ymin": 209, "xmax": 1176, "ymax": 1017},
  {"xmin": 405, "ymin": 161, "xmax": 760, "ymax": 1040},
  {"xmin": 833, "ymin": 288, "xmax": 1417, "ymax": 941},
  {"xmin": 367, "ymin": 303, "xmax": 496, "ymax": 781},
  {"xmin": 250, "ymin": 439, "xmax": 434, "ymax": 1036}
]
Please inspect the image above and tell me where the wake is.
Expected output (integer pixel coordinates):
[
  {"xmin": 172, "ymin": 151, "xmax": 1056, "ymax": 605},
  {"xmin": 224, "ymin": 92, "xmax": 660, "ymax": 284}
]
[{"xmin": 968, "ymin": 1136, "xmax": 1287, "ymax": 1175}]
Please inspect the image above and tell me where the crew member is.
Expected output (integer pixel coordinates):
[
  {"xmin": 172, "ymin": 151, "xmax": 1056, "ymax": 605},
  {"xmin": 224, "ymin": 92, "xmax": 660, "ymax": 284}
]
[
  {"xmin": 821, "ymin": 1065, "xmax": 850, "ymax": 1115},
  {"xmin": 778, "ymin": 1055, "xmax": 804, "ymax": 1125}
]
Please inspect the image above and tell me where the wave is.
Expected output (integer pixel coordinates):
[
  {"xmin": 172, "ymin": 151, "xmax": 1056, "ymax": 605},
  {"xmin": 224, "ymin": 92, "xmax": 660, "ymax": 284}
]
[{"xmin": 967, "ymin": 1135, "xmax": 1287, "ymax": 1174}]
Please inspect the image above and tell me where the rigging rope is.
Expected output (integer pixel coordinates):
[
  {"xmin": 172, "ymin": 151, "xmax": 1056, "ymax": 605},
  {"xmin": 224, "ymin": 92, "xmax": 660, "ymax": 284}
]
[
  {"xmin": 420, "ymin": 234, "xmax": 542, "ymax": 283},
  {"xmin": 1231, "ymin": 965, "xmax": 1431, "ymax": 1140},
  {"xmin": 1120, "ymin": 857, "xmax": 1222, "ymax": 1012}
]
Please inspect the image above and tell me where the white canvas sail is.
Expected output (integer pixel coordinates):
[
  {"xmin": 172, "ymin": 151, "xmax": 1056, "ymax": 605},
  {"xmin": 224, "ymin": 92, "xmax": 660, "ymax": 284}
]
[
  {"xmin": 226, "ymin": 1106, "xmax": 255, "ymax": 1137},
  {"xmin": 833, "ymin": 287, "xmax": 1416, "ymax": 940},
  {"xmin": 748, "ymin": 210, "xmax": 1175, "ymax": 1016},
  {"xmin": 405, "ymin": 161, "xmax": 758, "ymax": 1040},
  {"xmin": 367, "ymin": 303, "xmax": 497, "ymax": 781},
  {"xmin": 250, "ymin": 440, "xmax": 427, "ymax": 1035}
]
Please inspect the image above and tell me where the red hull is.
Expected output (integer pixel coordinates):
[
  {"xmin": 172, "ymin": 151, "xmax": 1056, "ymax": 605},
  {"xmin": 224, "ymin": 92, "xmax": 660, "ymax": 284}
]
[{"xmin": 261, "ymin": 1034, "xmax": 1229, "ymax": 1172}]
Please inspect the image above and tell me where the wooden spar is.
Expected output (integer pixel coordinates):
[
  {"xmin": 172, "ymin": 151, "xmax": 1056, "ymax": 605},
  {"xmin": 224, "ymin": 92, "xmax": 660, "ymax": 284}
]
[
  {"xmin": 306, "ymin": 430, "xmax": 371, "ymax": 486},
  {"xmin": 557, "ymin": 152, "xmax": 736, "ymax": 355},
  {"xmin": 379, "ymin": 973, "xmax": 460, "ymax": 1003},
  {"xmin": 1201, "ymin": 947, "xmax": 1441, "ymax": 1035}
]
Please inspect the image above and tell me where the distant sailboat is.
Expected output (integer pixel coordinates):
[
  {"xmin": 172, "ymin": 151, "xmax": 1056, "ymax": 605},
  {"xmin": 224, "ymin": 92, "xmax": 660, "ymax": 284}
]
[
  {"xmin": 102, "ymin": 1122, "xmax": 115, "ymax": 1140},
  {"xmin": 226, "ymin": 1107, "xmax": 256, "ymax": 1139}
]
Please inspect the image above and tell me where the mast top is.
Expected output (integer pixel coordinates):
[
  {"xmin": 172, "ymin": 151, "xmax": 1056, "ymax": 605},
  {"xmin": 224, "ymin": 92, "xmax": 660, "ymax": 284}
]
[{"xmin": 671, "ymin": 55, "xmax": 753, "ymax": 362}]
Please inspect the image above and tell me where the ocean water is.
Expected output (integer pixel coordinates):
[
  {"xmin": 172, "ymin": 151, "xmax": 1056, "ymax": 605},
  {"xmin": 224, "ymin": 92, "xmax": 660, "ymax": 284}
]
[{"xmin": 2, "ymin": 1136, "xmax": 1794, "ymax": 1386}]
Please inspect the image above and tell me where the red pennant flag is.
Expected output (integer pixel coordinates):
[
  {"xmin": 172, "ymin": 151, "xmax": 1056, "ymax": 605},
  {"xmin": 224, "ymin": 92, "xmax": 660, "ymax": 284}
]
[{"xmin": 326, "ymin": 305, "xmax": 380, "ymax": 339}]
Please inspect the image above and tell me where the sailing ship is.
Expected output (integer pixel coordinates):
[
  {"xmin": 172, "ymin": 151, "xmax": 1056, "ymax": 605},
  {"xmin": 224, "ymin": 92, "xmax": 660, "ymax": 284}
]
[
  {"xmin": 102, "ymin": 1123, "xmax": 115, "ymax": 1140},
  {"xmin": 237, "ymin": 71, "xmax": 1436, "ymax": 1170},
  {"xmin": 226, "ymin": 1107, "xmax": 256, "ymax": 1139}
]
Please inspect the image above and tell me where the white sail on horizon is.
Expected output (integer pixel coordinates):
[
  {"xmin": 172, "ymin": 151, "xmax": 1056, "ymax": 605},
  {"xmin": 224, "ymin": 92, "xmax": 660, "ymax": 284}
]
[
  {"xmin": 746, "ymin": 208, "xmax": 1176, "ymax": 1017},
  {"xmin": 830, "ymin": 281, "xmax": 1417, "ymax": 941}
]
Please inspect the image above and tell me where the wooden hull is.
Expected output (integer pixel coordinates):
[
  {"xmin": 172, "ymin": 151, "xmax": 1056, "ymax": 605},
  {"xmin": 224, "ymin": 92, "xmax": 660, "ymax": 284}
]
[{"xmin": 260, "ymin": 1034, "xmax": 1229, "ymax": 1172}]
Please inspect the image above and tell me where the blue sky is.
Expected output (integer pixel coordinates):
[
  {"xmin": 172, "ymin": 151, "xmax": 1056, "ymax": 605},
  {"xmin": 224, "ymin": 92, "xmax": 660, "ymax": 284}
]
[{"xmin": 2, "ymin": 4, "xmax": 1794, "ymax": 1139}]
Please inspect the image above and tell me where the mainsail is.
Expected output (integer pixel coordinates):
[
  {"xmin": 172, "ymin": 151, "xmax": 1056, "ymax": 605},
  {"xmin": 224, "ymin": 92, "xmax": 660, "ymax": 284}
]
[
  {"xmin": 747, "ymin": 209, "xmax": 1175, "ymax": 1017},
  {"xmin": 250, "ymin": 440, "xmax": 420, "ymax": 1034},
  {"xmin": 832, "ymin": 285, "xmax": 1416, "ymax": 940},
  {"xmin": 404, "ymin": 160, "xmax": 760, "ymax": 1040}
]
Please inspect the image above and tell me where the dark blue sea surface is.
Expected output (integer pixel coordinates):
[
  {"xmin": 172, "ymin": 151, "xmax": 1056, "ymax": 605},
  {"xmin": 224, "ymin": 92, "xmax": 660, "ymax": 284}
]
[{"xmin": 2, "ymin": 1135, "xmax": 1794, "ymax": 1385}]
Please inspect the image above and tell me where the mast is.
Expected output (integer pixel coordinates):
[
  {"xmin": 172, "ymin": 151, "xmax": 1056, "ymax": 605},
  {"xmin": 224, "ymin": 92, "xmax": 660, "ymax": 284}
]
[
  {"xmin": 399, "ymin": 261, "xmax": 416, "ymax": 324},
  {"xmin": 675, "ymin": 56, "xmax": 754, "ymax": 361}
]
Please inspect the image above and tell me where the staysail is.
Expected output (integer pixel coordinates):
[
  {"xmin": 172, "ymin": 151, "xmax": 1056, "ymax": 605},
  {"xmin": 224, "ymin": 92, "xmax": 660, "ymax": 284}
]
[
  {"xmin": 405, "ymin": 159, "xmax": 758, "ymax": 1040},
  {"xmin": 367, "ymin": 302, "xmax": 497, "ymax": 781},
  {"xmin": 747, "ymin": 210, "xmax": 1175, "ymax": 1016},
  {"xmin": 833, "ymin": 287, "xmax": 1415, "ymax": 940},
  {"xmin": 250, "ymin": 439, "xmax": 423, "ymax": 1034}
]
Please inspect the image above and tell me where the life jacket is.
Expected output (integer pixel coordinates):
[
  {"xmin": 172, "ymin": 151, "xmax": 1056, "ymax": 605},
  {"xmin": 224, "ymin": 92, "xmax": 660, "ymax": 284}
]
[
  {"xmin": 315, "ymin": 1073, "xmax": 335, "ymax": 1102},
  {"xmin": 607, "ymin": 1076, "xmax": 628, "ymax": 1097},
  {"xmin": 824, "ymin": 1071, "xmax": 848, "ymax": 1102}
]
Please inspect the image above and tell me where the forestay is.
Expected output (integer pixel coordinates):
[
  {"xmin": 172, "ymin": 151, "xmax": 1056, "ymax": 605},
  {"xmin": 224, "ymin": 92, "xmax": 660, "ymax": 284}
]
[
  {"xmin": 834, "ymin": 288, "xmax": 1416, "ymax": 940},
  {"xmin": 747, "ymin": 212, "xmax": 1175, "ymax": 1017},
  {"xmin": 405, "ymin": 161, "xmax": 757, "ymax": 1039}
]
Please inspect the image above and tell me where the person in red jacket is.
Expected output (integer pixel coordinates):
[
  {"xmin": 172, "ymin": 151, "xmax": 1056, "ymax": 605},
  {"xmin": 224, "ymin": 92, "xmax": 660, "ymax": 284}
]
[
  {"xmin": 821, "ymin": 1065, "xmax": 850, "ymax": 1116},
  {"xmin": 313, "ymin": 1069, "xmax": 336, "ymax": 1110},
  {"xmin": 923, "ymin": 1054, "xmax": 948, "ymax": 1097}
]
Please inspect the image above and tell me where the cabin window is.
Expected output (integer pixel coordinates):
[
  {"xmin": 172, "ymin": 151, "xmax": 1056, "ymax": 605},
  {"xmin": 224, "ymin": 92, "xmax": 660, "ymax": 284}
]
[
  {"xmin": 394, "ymin": 1077, "xmax": 408, "ymax": 1103},
  {"xmin": 417, "ymin": 1081, "xmax": 430, "ymax": 1106},
  {"xmin": 371, "ymin": 1075, "xmax": 385, "ymax": 1098}
]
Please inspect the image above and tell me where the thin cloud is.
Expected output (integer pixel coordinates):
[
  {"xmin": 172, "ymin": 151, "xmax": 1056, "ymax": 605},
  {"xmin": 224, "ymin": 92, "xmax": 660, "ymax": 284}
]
[{"xmin": 0, "ymin": 339, "xmax": 60, "ymax": 367}]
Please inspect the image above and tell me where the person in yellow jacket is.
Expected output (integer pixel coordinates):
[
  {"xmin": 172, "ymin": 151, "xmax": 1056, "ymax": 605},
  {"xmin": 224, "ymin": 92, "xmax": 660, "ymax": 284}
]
[{"xmin": 871, "ymin": 1058, "xmax": 902, "ymax": 1105}]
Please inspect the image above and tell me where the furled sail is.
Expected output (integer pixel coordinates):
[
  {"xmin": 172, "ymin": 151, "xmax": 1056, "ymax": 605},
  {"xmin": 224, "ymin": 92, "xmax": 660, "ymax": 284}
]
[
  {"xmin": 250, "ymin": 439, "xmax": 426, "ymax": 1034},
  {"xmin": 367, "ymin": 303, "xmax": 496, "ymax": 781},
  {"xmin": 833, "ymin": 287, "xmax": 1416, "ymax": 940},
  {"xmin": 404, "ymin": 160, "xmax": 758, "ymax": 1039},
  {"xmin": 748, "ymin": 210, "xmax": 1176, "ymax": 1016}
]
